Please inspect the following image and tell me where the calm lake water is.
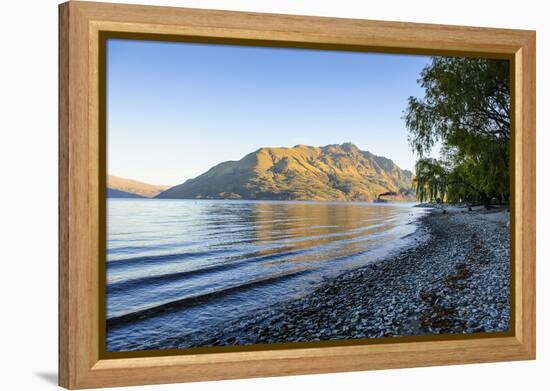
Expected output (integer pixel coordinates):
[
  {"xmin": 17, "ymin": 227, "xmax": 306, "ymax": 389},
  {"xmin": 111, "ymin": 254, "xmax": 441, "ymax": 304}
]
[{"xmin": 106, "ymin": 199, "xmax": 427, "ymax": 351}]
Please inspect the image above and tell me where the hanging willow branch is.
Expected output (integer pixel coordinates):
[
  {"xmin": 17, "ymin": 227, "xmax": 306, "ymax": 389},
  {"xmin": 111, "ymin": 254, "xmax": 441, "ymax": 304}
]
[{"xmin": 404, "ymin": 57, "xmax": 510, "ymax": 207}]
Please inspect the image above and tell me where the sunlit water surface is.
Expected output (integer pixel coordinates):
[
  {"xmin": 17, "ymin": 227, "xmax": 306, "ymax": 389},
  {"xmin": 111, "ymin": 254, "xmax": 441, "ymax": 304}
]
[{"xmin": 106, "ymin": 199, "xmax": 427, "ymax": 351}]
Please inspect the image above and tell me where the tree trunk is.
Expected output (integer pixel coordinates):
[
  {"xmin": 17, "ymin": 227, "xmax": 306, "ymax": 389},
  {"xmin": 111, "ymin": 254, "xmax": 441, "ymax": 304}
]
[{"xmin": 481, "ymin": 194, "xmax": 491, "ymax": 209}]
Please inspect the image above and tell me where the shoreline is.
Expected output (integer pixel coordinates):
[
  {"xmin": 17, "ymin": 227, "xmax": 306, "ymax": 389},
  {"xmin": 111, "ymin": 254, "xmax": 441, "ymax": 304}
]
[{"xmin": 145, "ymin": 207, "xmax": 511, "ymax": 350}]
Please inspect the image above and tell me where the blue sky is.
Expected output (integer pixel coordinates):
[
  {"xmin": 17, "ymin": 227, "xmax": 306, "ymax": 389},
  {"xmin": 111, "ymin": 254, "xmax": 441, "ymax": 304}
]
[{"xmin": 107, "ymin": 39, "xmax": 434, "ymax": 186}]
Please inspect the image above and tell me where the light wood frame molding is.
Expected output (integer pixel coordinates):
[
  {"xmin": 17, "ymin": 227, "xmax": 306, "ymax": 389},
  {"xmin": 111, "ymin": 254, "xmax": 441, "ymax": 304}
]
[{"xmin": 59, "ymin": 1, "xmax": 536, "ymax": 389}]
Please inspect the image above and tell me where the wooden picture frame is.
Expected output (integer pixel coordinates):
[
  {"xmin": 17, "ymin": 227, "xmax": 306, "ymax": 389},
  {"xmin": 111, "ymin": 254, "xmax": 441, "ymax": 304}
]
[{"xmin": 59, "ymin": 1, "xmax": 536, "ymax": 389}]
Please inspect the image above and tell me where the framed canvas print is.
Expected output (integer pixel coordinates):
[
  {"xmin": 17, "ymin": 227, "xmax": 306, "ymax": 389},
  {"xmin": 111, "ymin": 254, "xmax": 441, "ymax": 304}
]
[{"xmin": 58, "ymin": 1, "xmax": 536, "ymax": 389}]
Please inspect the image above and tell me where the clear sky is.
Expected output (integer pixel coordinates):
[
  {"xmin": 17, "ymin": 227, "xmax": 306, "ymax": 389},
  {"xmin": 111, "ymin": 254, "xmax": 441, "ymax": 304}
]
[{"xmin": 107, "ymin": 39, "xmax": 434, "ymax": 186}]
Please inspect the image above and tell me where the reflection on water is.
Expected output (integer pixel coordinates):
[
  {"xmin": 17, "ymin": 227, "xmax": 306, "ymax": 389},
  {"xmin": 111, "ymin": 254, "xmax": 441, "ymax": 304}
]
[
  {"xmin": 252, "ymin": 202, "xmax": 401, "ymax": 263},
  {"xmin": 106, "ymin": 199, "xmax": 426, "ymax": 352}
]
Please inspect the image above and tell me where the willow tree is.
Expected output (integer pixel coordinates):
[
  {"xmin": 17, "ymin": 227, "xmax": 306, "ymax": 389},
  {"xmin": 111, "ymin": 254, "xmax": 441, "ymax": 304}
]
[
  {"xmin": 404, "ymin": 56, "xmax": 510, "ymax": 208},
  {"xmin": 414, "ymin": 158, "xmax": 448, "ymax": 203}
]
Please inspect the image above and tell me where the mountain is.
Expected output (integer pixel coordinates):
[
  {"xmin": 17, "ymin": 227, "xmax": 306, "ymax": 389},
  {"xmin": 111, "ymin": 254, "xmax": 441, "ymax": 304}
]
[
  {"xmin": 157, "ymin": 143, "xmax": 415, "ymax": 201},
  {"xmin": 107, "ymin": 175, "xmax": 169, "ymax": 198},
  {"xmin": 107, "ymin": 188, "xmax": 145, "ymax": 198}
]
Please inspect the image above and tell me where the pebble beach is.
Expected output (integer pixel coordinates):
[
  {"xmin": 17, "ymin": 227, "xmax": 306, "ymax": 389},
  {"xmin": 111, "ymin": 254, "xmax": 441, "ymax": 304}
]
[{"xmin": 149, "ymin": 207, "xmax": 511, "ymax": 349}]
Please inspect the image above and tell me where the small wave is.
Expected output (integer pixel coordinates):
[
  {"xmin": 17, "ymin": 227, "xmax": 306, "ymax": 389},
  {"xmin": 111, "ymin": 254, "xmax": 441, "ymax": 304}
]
[
  {"xmin": 106, "ymin": 248, "xmax": 234, "ymax": 269},
  {"xmin": 107, "ymin": 268, "xmax": 311, "ymax": 327},
  {"xmin": 107, "ymin": 246, "xmax": 315, "ymax": 293}
]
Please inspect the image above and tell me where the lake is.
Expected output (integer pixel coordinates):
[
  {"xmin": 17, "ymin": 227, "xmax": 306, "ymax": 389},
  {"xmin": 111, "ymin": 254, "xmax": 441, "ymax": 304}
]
[{"xmin": 106, "ymin": 199, "xmax": 427, "ymax": 351}]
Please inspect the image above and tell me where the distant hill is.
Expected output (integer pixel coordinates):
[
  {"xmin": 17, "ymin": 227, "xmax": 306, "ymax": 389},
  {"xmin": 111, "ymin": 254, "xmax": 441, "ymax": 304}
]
[
  {"xmin": 157, "ymin": 143, "xmax": 415, "ymax": 201},
  {"xmin": 107, "ymin": 188, "xmax": 145, "ymax": 198},
  {"xmin": 107, "ymin": 175, "xmax": 169, "ymax": 198}
]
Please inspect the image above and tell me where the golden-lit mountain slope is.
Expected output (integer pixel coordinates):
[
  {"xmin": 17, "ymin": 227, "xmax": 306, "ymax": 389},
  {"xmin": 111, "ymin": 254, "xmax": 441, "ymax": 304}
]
[
  {"xmin": 107, "ymin": 175, "xmax": 169, "ymax": 198},
  {"xmin": 157, "ymin": 143, "xmax": 414, "ymax": 201}
]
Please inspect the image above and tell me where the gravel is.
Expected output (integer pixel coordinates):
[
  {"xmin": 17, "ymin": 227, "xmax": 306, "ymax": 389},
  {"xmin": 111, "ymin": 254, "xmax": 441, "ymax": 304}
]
[{"xmin": 155, "ymin": 208, "xmax": 511, "ymax": 349}]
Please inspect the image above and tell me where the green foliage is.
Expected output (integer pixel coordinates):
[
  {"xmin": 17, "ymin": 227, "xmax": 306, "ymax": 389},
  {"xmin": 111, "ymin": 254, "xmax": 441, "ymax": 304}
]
[
  {"xmin": 405, "ymin": 57, "xmax": 510, "ymax": 207},
  {"xmin": 414, "ymin": 158, "xmax": 448, "ymax": 203}
]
